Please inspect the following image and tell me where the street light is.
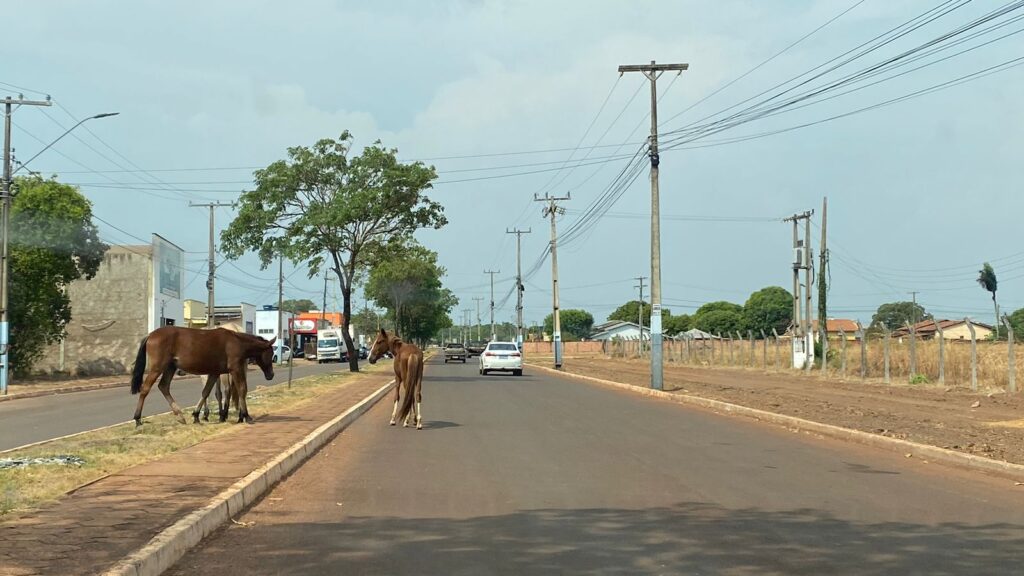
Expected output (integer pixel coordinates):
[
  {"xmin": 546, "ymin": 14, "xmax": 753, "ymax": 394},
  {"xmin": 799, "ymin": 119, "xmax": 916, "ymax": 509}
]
[{"xmin": 1, "ymin": 110, "xmax": 119, "ymax": 394}]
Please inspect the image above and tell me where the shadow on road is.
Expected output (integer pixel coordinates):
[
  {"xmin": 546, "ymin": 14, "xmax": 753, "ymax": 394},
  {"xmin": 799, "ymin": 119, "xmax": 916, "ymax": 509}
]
[
  {"xmin": 420, "ymin": 420, "xmax": 460, "ymax": 430},
  {"xmin": 173, "ymin": 501, "xmax": 1024, "ymax": 575}
]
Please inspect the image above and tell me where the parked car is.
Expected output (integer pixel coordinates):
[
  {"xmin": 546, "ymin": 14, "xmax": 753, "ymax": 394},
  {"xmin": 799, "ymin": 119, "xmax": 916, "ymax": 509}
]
[
  {"xmin": 359, "ymin": 346, "xmax": 369, "ymax": 359},
  {"xmin": 444, "ymin": 342, "xmax": 467, "ymax": 363},
  {"xmin": 466, "ymin": 340, "xmax": 487, "ymax": 357},
  {"xmin": 272, "ymin": 345, "xmax": 292, "ymax": 364},
  {"xmin": 479, "ymin": 341, "xmax": 523, "ymax": 376}
]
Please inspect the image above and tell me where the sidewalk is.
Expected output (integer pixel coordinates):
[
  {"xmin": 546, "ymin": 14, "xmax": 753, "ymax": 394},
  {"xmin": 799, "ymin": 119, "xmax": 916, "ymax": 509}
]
[{"xmin": 0, "ymin": 371, "xmax": 393, "ymax": 576}]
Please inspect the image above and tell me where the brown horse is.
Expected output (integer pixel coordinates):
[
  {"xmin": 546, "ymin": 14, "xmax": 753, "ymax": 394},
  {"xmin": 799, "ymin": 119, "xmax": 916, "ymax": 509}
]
[
  {"xmin": 130, "ymin": 326, "xmax": 275, "ymax": 426},
  {"xmin": 368, "ymin": 328, "xmax": 424, "ymax": 429}
]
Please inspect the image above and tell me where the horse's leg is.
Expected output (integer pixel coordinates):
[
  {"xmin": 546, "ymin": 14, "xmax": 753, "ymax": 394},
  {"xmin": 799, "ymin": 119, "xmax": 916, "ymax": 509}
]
[
  {"xmin": 219, "ymin": 376, "xmax": 232, "ymax": 423},
  {"xmin": 133, "ymin": 368, "xmax": 163, "ymax": 427},
  {"xmin": 157, "ymin": 369, "xmax": 187, "ymax": 424},
  {"xmin": 415, "ymin": 358, "xmax": 424, "ymax": 430},
  {"xmin": 193, "ymin": 375, "xmax": 219, "ymax": 424},
  {"xmin": 389, "ymin": 364, "xmax": 402, "ymax": 426},
  {"xmin": 232, "ymin": 370, "xmax": 253, "ymax": 424}
]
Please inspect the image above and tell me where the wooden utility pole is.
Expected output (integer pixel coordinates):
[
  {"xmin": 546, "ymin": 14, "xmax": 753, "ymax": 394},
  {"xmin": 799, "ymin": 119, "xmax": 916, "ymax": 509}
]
[
  {"xmin": 618, "ymin": 60, "xmax": 688, "ymax": 391},
  {"xmin": 818, "ymin": 197, "xmax": 828, "ymax": 374},
  {"xmin": 506, "ymin": 228, "xmax": 531, "ymax": 346},
  {"xmin": 484, "ymin": 269, "xmax": 500, "ymax": 341},
  {"xmin": 189, "ymin": 201, "xmax": 235, "ymax": 329},
  {"xmin": 535, "ymin": 193, "xmax": 570, "ymax": 368}
]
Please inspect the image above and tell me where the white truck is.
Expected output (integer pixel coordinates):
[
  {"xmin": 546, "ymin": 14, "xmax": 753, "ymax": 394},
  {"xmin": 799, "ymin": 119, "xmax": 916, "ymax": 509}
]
[{"xmin": 315, "ymin": 328, "xmax": 349, "ymax": 363}]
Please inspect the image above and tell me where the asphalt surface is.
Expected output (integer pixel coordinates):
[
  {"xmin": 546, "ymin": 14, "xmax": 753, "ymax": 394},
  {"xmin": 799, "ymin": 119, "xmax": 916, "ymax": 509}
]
[
  {"xmin": 0, "ymin": 360, "xmax": 352, "ymax": 451},
  {"xmin": 169, "ymin": 357, "xmax": 1024, "ymax": 575}
]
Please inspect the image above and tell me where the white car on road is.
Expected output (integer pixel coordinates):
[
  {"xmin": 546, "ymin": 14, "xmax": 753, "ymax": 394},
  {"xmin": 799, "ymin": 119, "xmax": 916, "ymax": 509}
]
[{"xmin": 479, "ymin": 341, "xmax": 523, "ymax": 376}]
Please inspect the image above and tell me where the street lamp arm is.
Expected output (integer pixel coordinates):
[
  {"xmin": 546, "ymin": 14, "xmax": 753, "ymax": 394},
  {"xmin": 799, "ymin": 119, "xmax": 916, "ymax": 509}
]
[{"xmin": 11, "ymin": 112, "xmax": 119, "ymax": 176}]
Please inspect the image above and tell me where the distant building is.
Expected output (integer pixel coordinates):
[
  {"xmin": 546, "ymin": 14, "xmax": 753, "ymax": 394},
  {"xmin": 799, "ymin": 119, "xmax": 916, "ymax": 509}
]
[
  {"xmin": 254, "ymin": 308, "xmax": 296, "ymax": 344},
  {"xmin": 183, "ymin": 300, "xmax": 256, "ymax": 334},
  {"xmin": 589, "ymin": 320, "xmax": 649, "ymax": 341},
  {"xmin": 812, "ymin": 318, "xmax": 861, "ymax": 341},
  {"xmin": 892, "ymin": 318, "xmax": 994, "ymax": 341},
  {"xmin": 36, "ymin": 235, "xmax": 185, "ymax": 376}
]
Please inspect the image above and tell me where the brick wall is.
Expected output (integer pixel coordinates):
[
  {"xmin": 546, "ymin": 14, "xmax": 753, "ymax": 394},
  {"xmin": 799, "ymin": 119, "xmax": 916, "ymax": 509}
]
[{"xmin": 36, "ymin": 247, "xmax": 152, "ymax": 376}]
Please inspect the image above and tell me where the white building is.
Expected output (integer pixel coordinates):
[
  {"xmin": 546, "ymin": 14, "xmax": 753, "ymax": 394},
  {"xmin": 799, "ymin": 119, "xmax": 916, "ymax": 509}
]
[
  {"xmin": 589, "ymin": 321, "xmax": 650, "ymax": 341},
  {"xmin": 254, "ymin": 309, "xmax": 295, "ymax": 343}
]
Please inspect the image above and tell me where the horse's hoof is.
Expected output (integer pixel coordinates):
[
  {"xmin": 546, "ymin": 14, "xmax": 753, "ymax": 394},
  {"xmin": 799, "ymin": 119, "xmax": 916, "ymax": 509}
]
[
  {"xmin": 177, "ymin": 416, "xmax": 187, "ymax": 425},
  {"xmin": 192, "ymin": 414, "xmax": 200, "ymax": 424},
  {"xmin": 417, "ymin": 423, "xmax": 423, "ymax": 430},
  {"xmin": 135, "ymin": 419, "xmax": 143, "ymax": 427},
  {"xmin": 389, "ymin": 421, "xmax": 396, "ymax": 426}
]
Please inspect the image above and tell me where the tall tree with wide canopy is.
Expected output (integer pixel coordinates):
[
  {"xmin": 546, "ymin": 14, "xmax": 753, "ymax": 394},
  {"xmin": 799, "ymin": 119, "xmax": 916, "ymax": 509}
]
[
  {"xmin": 543, "ymin": 309, "xmax": 594, "ymax": 342},
  {"xmin": 365, "ymin": 243, "xmax": 457, "ymax": 344},
  {"xmin": 977, "ymin": 262, "xmax": 999, "ymax": 338},
  {"xmin": 870, "ymin": 301, "xmax": 930, "ymax": 331},
  {"xmin": 10, "ymin": 177, "xmax": 107, "ymax": 375},
  {"xmin": 743, "ymin": 286, "xmax": 793, "ymax": 335},
  {"xmin": 221, "ymin": 132, "xmax": 446, "ymax": 371}
]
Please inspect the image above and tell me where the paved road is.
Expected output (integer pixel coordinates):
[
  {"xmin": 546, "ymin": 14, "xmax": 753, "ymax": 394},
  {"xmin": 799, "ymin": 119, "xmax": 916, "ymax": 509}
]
[
  {"xmin": 170, "ymin": 357, "xmax": 1024, "ymax": 575},
  {"xmin": 0, "ymin": 360, "xmax": 352, "ymax": 451}
]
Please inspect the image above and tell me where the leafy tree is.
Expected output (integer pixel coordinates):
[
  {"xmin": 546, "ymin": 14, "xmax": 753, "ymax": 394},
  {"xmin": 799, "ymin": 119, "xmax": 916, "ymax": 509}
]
[
  {"xmin": 743, "ymin": 286, "xmax": 793, "ymax": 335},
  {"xmin": 977, "ymin": 262, "xmax": 999, "ymax": 338},
  {"xmin": 1007, "ymin": 308, "xmax": 1024, "ymax": 340},
  {"xmin": 607, "ymin": 301, "xmax": 671, "ymax": 327},
  {"xmin": 9, "ymin": 177, "xmax": 107, "ymax": 375},
  {"xmin": 870, "ymin": 301, "xmax": 930, "ymax": 331},
  {"xmin": 281, "ymin": 298, "xmax": 316, "ymax": 314},
  {"xmin": 350, "ymin": 305, "xmax": 385, "ymax": 335},
  {"xmin": 221, "ymin": 132, "xmax": 445, "ymax": 371},
  {"xmin": 692, "ymin": 301, "xmax": 744, "ymax": 335},
  {"xmin": 663, "ymin": 314, "xmax": 691, "ymax": 336},
  {"xmin": 365, "ymin": 243, "xmax": 457, "ymax": 344},
  {"xmin": 543, "ymin": 309, "xmax": 594, "ymax": 342}
]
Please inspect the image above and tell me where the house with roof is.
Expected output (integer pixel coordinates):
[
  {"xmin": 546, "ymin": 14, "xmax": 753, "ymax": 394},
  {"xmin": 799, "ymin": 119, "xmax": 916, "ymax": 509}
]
[
  {"xmin": 811, "ymin": 318, "xmax": 860, "ymax": 341},
  {"xmin": 891, "ymin": 318, "xmax": 994, "ymax": 341},
  {"xmin": 589, "ymin": 320, "xmax": 649, "ymax": 341}
]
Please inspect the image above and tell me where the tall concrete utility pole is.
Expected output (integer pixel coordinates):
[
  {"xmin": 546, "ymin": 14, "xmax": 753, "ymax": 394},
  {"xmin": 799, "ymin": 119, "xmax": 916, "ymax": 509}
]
[
  {"xmin": 484, "ymin": 269, "xmax": 500, "ymax": 341},
  {"xmin": 617, "ymin": 60, "xmax": 688, "ymax": 391},
  {"xmin": 783, "ymin": 210, "xmax": 813, "ymax": 369},
  {"xmin": 535, "ymin": 193, "xmax": 570, "ymax": 369},
  {"xmin": 1, "ymin": 96, "xmax": 52, "ymax": 394},
  {"xmin": 635, "ymin": 275, "xmax": 647, "ymax": 356},
  {"xmin": 506, "ymin": 228, "xmax": 531, "ymax": 347},
  {"xmin": 463, "ymin": 309, "xmax": 472, "ymax": 344},
  {"xmin": 189, "ymin": 202, "xmax": 234, "ymax": 330},
  {"xmin": 472, "ymin": 296, "xmax": 483, "ymax": 341}
]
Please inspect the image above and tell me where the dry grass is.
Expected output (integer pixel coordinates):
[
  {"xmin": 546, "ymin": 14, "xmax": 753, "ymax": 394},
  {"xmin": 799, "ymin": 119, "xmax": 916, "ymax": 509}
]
[
  {"xmin": 0, "ymin": 363, "xmax": 388, "ymax": 517},
  {"xmin": 607, "ymin": 338, "xmax": 1023, "ymax": 392}
]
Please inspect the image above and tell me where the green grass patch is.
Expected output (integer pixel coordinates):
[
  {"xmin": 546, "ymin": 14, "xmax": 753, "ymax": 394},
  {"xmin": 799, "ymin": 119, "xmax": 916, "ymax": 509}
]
[{"xmin": 0, "ymin": 363, "xmax": 388, "ymax": 518}]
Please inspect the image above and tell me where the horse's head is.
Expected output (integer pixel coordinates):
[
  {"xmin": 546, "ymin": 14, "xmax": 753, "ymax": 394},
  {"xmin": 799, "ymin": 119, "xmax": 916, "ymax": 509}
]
[
  {"xmin": 368, "ymin": 328, "xmax": 390, "ymax": 364},
  {"xmin": 255, "ymin": 337, "xmax": 276, "ymax": 380}
]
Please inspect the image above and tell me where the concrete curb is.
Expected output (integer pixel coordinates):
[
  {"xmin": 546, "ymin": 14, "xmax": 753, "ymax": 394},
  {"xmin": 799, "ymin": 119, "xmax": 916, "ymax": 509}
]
[
  {"xmin": 529, "ymin": 363, "xmax": 1024, "ymax": 482},
  {"xmin": 0, "ymin": 380, "xmax": 130, "ymax": 402},
  {"xmin": 101, "ymin": 378, "xmax": 396, "ymax": 576}
]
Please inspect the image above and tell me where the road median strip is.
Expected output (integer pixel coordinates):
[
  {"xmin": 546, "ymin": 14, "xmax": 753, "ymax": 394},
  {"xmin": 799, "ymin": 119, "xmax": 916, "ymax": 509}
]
[{"xmin": 529, "ymin": 363, "xmax": 1024, "ymax": 483}]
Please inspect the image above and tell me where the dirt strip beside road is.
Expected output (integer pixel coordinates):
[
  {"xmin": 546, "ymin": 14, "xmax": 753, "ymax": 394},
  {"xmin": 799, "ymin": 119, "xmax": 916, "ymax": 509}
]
[{"xmin": 555, "ymin": 357, "xmax": 1024, "ymax": 465}]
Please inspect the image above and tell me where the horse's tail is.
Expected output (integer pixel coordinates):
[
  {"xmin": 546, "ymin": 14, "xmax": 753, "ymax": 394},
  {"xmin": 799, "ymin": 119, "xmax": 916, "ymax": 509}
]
[
  {"xmin": 397, "ymin": 352, "xmax": 420, "ymax": 423},
  {"xmin": 130, "ymin": 336, "xmax": 149, "ymax": 395}
]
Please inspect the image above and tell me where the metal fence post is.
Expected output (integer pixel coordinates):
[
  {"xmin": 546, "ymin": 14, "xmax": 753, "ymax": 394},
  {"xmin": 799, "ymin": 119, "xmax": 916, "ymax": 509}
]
[
  {"xmin": 839, "ymin": 327, "xmax": 847, "ymax": 379},
  {"xmin": 966, "ymin": 318, "xmax": 977, "ymax": 391},
  {"xmin": 1003, "ymin": 315, "xmax": 1016, "ymax": 393},
  {"xmin": 882, "ymin": 322, "xmax": 891, "ymax": 385},
  {"xmin": 857, "ymin": 320, "xmax": 867, "ymax": 380},
  {"xmin": 933, "ymin": 319, "xmax": 945, "ymax": 387},
  {"xmin": 907, "ymin": 321, "xmax": 917, "ymax": 379}
]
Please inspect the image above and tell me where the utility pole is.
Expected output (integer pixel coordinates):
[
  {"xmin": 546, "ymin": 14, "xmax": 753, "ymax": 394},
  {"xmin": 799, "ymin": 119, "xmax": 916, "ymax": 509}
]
[
  {"xmin": 506, "ymin": 228, "xmax": 531, "ymax": 347},
  {"xmin": 484, "ymin": 269, "xmax": 500, "ymax": 341},
  {"xmin": 617, "ymin": 60, "xmax": 688, "ymax": 391},
  {"xmin": 276, "ymin": 255, "xmax": 284, "ymax": 363},
  {"xmin": 635, "ymin": 275, "xmax": 647, "ymax": 356},
  {"xmin": 783, "ymin": 210, "xmax": 813, "ymax": 369},
  {"xmin": 190, "ymin": 202, "xmax": 234, "ymax": 330},
  {"xmin": 535, "ymin": 193, "xmax": 570, "ymax": 369},
  {"xmin": 909, "ymin": 291, "xmax": 919, "ymax": 325},
  {"xmin": 472, "ymin": 296, "xmax": 483, "ymax": 341},
  {"xmin": 321, "ymin": 269, "xmax": 329, "ymax": 325},
  {"xmin": 1, "ymin": 96, "xmax": 52, "ymax": 394},
  {"xmin": 818, "ymin": 197, "xmax": 828, "ymax": 375},
  {"xmin": 462, "ymin": 309, "xmax": 472, "ymax": 345}
]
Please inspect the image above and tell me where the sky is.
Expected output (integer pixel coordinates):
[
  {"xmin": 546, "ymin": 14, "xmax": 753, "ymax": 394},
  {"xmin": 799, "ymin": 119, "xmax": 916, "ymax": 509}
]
[{"xmin": 5, "ymin": 0, "xmax": 1023, "ymax": 330}]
